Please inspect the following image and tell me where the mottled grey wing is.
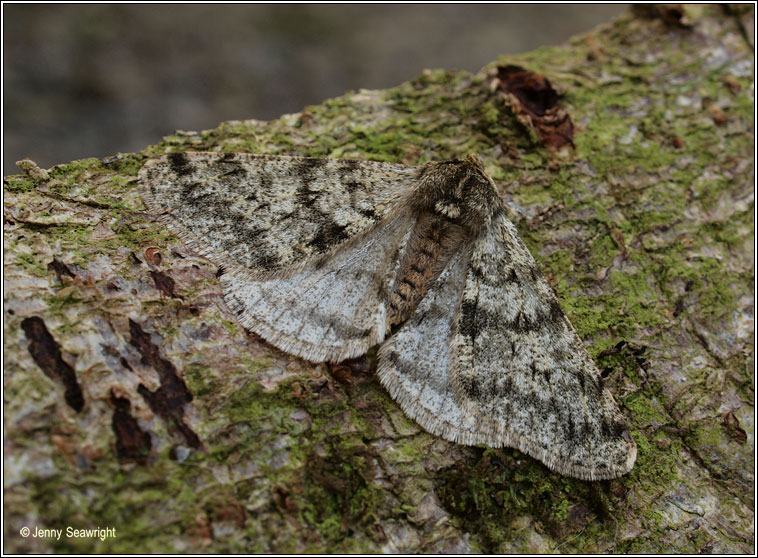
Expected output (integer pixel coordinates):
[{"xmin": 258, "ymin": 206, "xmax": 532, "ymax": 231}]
[
  {"xmin": 222, "ymin": 209, "xmax": 417, "ymax": 363},
  {"xmin": 450, "ymin": 211, "xmax": 637, "ymax": 480},
  {"xmin": 139, "ymin": 152, "xmax": 417, "ymax": 279},
  {"xmin": 376, "ymin": 243, "xmax": 494, "ymax": 445}
]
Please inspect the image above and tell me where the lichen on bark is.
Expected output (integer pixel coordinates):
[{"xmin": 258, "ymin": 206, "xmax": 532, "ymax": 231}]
[{"xmin": 3, "ymin": 6, "xmax": 753, "ymax": 553}]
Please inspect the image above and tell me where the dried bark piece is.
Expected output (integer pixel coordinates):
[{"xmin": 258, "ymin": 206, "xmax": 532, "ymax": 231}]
[{"xmin": 490, "ymin": 65, "xmax": 575, "ymax": 155}]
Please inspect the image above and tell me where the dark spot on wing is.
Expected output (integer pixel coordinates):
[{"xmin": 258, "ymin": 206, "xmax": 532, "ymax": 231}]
[
  {"xmin": 460, "ymin": 295, "xmax": 565, "ymax": 336},
  {"xmin": 254, "ymin": 252, "xmax": 280, "ymax": 270},
  {"xmin": 467, "ymin": 262, "xmax": 486, "ymax": 280},
  {"xmin": 296, "ymin": 182, "xmax": 321, "ymax": 205},
  {"xmin": 220, "ymin": 166, "xmax": 247, "ymax": 178},
  {"xmin": 501, "ymin": 297, "xmax": 566, "ymax": 334},
  {"xmin": 611, "ymin": 420, "xmax": 626, "ymax": 438},
  {"xmin": 295, "ymin": 158, "xmax": 328, "ymax": 176},
  {"xmin": 257, "ymin": 172, "xmax": 273, "ymax": 192},
  {"xmin": 564, "ymin": 415, "xmax": 577, "ymax": 444},
  {"xmin": 506, "ymin": 310, "xmax": 541, "ymax": 333},
  {"xmin": 312, "ymin": 254, "xmax": 329, "ymax": 271},
  {"xmin": 600, "ymin": 418, "xmax": 614, "ymax": 439},
  {"xmin": 501, "ymin": 376, "xmax": 514, "ymax": 397},
  {"xmin": 411, "ymin": 308, "xmax": 429, "ymax": 326},
  {"xmin": 180, "ymin": 181, "xmax": 203, "ymax": 200},
  {"xmin": 308, "ymin": 221, "xmax": 349, "ymax": 253},
  {"xmin": 586, "ymin": 373, "xmax": 603, "ymax": 398},
  {"xmin": 549, "ymin": 299, "xmax": 565, "ymax": 322},
  {"xmin": 459, "ymin": 299, "xmax": 478, "ymax": 341},
  {"xmin": 226, "ymin": 219, "xmax": 266, "ymax": 249},
  {"xmin": 168, "ymin": 152, "xmax": 194, "ymax": 176},
  {"xmin": 385, "ymin": 351, "xmax": 405, "ymax": 373},
  {"xmin": 460, "ymin": 371, "xmax": 481, "ymax": 400}
]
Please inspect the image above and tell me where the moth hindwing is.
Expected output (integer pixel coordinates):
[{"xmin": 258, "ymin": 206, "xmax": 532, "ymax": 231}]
[{"xmin": 139, "ymin": 151, "xmax": 637, "ymax": 480}]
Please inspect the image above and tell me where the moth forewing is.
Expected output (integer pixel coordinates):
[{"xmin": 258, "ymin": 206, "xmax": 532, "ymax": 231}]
[
  {"xmin": 449, "ymin": 211, "xmax": 637, "ymax": 480},
  {"xmin": 139, "ymin": 151, "xmax": 417, "ymax": 281},
  {"xmin": 221, "ymin": 207, "xmax": 418, "ymax": 363}
]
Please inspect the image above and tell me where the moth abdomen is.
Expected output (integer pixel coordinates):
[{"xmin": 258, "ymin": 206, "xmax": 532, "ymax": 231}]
[{"xmin": 386, "ymin": 211, "xmax": 467, "ymax": 328}]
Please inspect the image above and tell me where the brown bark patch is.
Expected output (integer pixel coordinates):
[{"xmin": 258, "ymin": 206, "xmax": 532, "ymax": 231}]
[
  {"xmin": 150, "ymin": 270, "xmax": 183, "ymax": 299},
  {"xmin": 722, "ymin": 411, "xmax": 747, "ymax": 445},
  {"xmin": 111, "ymin": 391, "xmax": 152, "ymax": 464},
  {"xmin": 21, "ymin": 316, "xmax": 84, "ymax": 412},
  {"xmin": 47, "ymin": 258, "xmax": 76, "ymax": 282},
  {"xmin": 128, "ymin": 318, "xmax": 200, "ymax": 448}
]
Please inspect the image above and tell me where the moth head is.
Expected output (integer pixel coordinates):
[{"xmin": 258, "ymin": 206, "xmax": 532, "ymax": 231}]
[{"xmin": 414, "ymin": 154, "xmax": 502, "ymax": 232}]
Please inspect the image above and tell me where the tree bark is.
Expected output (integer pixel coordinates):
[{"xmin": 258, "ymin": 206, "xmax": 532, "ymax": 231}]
[{"xmin": 3, "ymin": 5, "xmax": 753, "ymax": 553}]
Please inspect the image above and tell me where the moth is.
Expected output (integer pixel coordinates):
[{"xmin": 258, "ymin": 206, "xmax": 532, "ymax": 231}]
[{"xmin": 139, "ymin": 151, "xmax": 637, "ymax": 480}]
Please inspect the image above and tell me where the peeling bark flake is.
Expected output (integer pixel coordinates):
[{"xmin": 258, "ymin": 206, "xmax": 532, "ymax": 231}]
[
  {"xmin": 144, "ymin": 246, "xmax": 163, "ymax": 266},
  {"xmin": 491, "ymin": 64, "xmax": 575, "ymax": 154}
]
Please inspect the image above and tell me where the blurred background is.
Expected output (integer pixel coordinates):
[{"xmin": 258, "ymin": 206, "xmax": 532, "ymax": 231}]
[{"xmin": 3, "ymin": 4, "xmax": 627, "ymax": 176}]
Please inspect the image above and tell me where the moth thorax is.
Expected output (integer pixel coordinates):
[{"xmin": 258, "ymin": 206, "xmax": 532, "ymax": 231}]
[
  {"xmin": 413, "ymin": 156, "xmax": 498, "ymax": 232},
  {"xmin": 386, "ymin": 211, "xmax": 467, "ymax": 328}
]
